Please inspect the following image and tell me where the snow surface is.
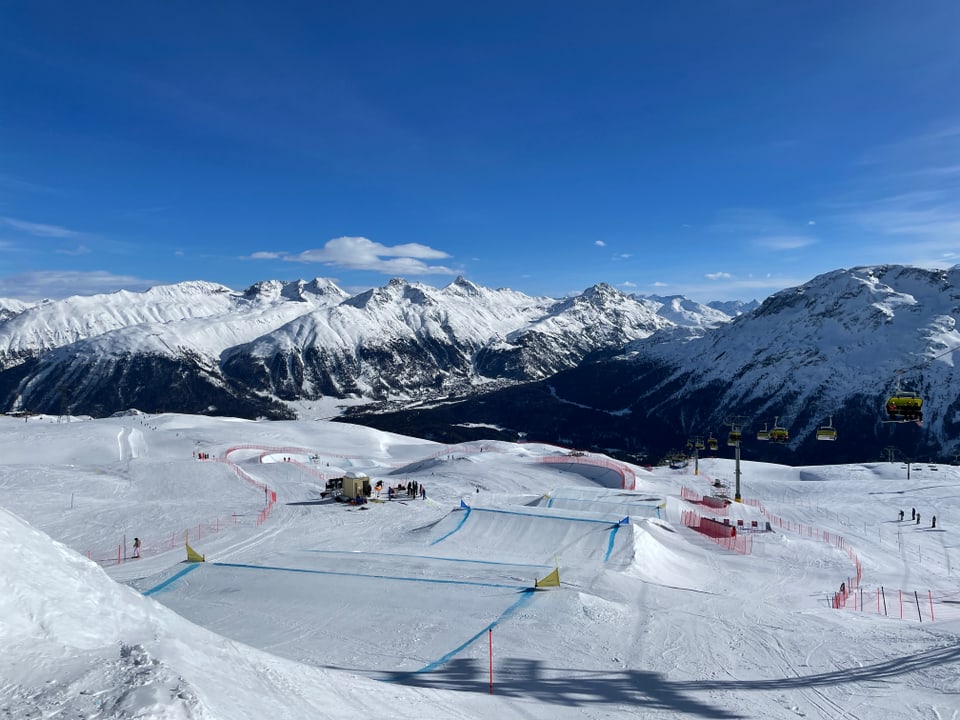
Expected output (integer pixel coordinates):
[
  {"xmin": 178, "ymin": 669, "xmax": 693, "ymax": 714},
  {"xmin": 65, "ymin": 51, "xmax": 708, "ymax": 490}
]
[{"xmin": 2, "ymin": 413, "xmax": 959, "ymax": 719}]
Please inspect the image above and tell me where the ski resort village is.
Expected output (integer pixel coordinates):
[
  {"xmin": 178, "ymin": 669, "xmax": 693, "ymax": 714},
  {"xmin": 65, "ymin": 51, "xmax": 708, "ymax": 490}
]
[{"xmin": 2, "ymin": 407, "xmax": 959, "ymax": 719}]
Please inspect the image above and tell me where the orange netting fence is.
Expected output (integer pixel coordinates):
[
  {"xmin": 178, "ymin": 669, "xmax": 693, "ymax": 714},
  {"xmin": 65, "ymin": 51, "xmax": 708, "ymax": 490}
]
[
  {"xmin": 539, "ymin": 454, "xmax": 637, "ymax": 490},
  {"xmin": 680, "ymin": 509, "xmax": 753, "ymax": 554}
]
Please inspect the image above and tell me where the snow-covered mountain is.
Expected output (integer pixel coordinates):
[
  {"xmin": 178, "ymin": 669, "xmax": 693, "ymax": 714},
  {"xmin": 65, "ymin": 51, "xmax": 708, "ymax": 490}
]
[
  {"xmin": 0, "ymin": 276, "xmax": 730, "ymax": 418},
  {"xmin": 642, "ymin": 294, "xmax": 739, "ymax": 328},
  {"xmin": 0, "ymin": 296, "xmax": 33, "ymax": 322},
  {"xmin": 342, "ymin": 265, "xmax": 960, "ymax": 465}
]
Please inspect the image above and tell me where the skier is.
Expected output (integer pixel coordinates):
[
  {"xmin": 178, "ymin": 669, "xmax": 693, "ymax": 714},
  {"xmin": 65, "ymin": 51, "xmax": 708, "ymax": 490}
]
[
  {"xmin": 132, "ymin": 537, "xmax": 141, "ymax": 559},
  {"xmin": 898, "ymin": 509, "xmax": 904, "ymax": 521},
  {"xmin": 420, "ymin": 484, "xmax": 426, "ymax": 500},
  {"xmin": 912, "ymin": 507, "xmax": 916, "ymax": 520},
  {"xmin": 916, "ymin": 512, "xmax": 921, "ymax": 525},
  {"xmin": 932, "ymin": 515, "xmax": 937, "ymax": 529}
]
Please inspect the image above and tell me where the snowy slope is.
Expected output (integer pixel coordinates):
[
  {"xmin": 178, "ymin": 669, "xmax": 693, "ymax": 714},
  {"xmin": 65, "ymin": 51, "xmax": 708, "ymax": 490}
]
[
  {"xmin": 2, "ymin": 412, "xmax": 959, "ymax": 719},
  {"xmin": 636, "ymin": 265, "xmax": 960, "ymax": 447}
]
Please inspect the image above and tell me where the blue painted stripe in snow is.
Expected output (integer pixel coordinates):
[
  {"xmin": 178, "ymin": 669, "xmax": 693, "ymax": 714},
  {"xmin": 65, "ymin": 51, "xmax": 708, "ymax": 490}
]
[
  {"xmin": 211, "ymin": 561, "xmax": 526, "ymax": 591},
  {"xmin": 471, "ymin": 506, "xmax": 618, "ymax": 525},
  {"xmin": 414, "ymin": 589, "xmax": 537, "ymax": 675},
  {"xmin": 429, "ymin": 506, "xmax": 472, "ymax": 545},
  {"xmin": 549, "ymin": 497, "xmax": 660, "ymax": 511},
  {"xmin": 304, "ymin": 548, "xmax": 547, "ymax": 569},
  {"xmin": 604, "ymin": 524, "xmax": 620, "ymax": 562},
  {"xmin": 143, "ymin": 563, "xmax": 201, "ymax": 596}
]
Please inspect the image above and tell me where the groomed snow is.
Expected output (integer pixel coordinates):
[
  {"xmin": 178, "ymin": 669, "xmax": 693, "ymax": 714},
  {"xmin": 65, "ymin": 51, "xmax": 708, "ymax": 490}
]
[{"xmin": 2, "ymin": 413, "xmax": 959, "ymax": 719}]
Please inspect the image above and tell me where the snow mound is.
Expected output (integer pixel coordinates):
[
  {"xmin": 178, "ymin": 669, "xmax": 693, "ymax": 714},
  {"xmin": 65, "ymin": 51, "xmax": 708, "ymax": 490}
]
[{"xmin": 0, "ymin": 506, "xmax": 472, "ymax": 719}]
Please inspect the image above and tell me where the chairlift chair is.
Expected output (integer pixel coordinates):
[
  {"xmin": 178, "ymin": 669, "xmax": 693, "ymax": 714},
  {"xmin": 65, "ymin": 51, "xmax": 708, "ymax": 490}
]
[{"xmin": 816, "ymin": 416, "xmax": 837, "ymax": 441}]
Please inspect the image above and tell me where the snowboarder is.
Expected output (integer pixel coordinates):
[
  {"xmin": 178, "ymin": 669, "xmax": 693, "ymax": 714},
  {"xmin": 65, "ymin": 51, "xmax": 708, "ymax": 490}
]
[
  {"xmin": 132, "ymin": 537, "xmax": 141, "ymax": 559},
  {"xmin": 899, "ymin": 509, "xmax": 904, "ymax": 521}
]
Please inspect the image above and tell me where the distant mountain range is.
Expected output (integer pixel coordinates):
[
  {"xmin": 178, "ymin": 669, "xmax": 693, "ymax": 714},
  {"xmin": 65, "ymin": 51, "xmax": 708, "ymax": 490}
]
[
  {"xmin": 2, "ymin": 265, "xmax": 957, "ymax": 465},
  {"xmin": 0, "ymin": 276, "xmax": 743, "ymax": 419}
]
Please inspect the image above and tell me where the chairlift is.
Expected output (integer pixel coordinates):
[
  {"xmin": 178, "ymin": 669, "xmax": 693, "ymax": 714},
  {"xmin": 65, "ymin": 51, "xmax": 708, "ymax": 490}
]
[
  {"xmin": 707, "ymin": 435, "xmax": 718, "ymax": 451},
  {"xmin": 727, "ymin": 429, "xmax": 741, "ymax": 446},
  {"xmin": 816, "ymin": 416, "xmax": 837, "ymax": 442},
  {"xmin": 769, "ymin": 416, "xmax": 789, "ymax": 444},
  {"xmin": 756, "ymin": 423, "xmax": 770, "ymax": 441},
  {"xmin": 884, "ymin": 372, "xmax": 923, "ymax": 424}
]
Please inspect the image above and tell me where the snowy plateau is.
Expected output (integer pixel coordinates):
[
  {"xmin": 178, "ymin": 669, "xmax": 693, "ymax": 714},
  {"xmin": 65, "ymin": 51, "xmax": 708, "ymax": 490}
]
[{"xmin": 1, "ymin": 411, "xmax": 959, "ymax": 719}]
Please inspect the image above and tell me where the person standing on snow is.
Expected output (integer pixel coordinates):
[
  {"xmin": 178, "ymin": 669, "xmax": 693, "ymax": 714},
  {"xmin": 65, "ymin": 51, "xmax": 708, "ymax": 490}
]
[{"xmin": 133, "ymin": 537, "xmax": 141, "ymax": 559}]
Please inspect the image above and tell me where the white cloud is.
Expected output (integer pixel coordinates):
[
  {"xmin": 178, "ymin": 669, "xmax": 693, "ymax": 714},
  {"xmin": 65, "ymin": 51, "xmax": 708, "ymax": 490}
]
[
  {"xmin": 0, "ymin": 216, "xmax": 83, "ymax": 238},
  {"xmin": 753, "ymin": 235, "xmax": 818, "ymax": 251},
  {"xmin": 614, "ymin": 253, "xmax": 632, "ymax": 260},
  {"xmin": 705, "ymin": 272, "xmax": 732, "ymax": 280},
  {"xmin": 595, "ymin": 240, "xmax": 606, "ymax": 247},
  {"xmin": 808, "ymin": 220, "xmax": 816, "ymax": 226},
  {"xmin": 620, "ymin": 281, "xmax": 637, "ymax": 288},
  {"xmin": 0, "ymin": 270, "xmax": 157, "ymax": 301},
  {"xmin": 55, "ymin": 245, "xmax": 91, "ymax": 256},
  {"xmin": 253, "ymin": 236, "xmax": 456, "ymax": 276},
  {"xmin": 652, "ymin": 281, "xmax": 668, "ymax": 287}
]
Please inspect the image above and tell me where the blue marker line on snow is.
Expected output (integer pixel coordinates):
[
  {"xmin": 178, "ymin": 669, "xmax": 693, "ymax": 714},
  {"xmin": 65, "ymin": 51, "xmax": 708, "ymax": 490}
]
[
  {"xmin": 414, "ymin": 589, "xmax": 537, "ymax": 674},
  {"xmin": 212, "ymin": 561, "xmax": 525, "ymax": 591},
  {"xmin": 471, "ymin": 506, "xmax": 617, "ymax": 524},
  {"xmin": 143, "ymin": 563, "xmax": 201, "ymax": 596},
  {"xmin": 430, "ymin": 505, "xmax": 472, "ymax": 545},
  {"xmin": 304, "ymin": 548, "xmax": 547, "ymax": 569},
  {"xmin": 604, "ymin": 524, "xmax": 620, "ymax": 562}
]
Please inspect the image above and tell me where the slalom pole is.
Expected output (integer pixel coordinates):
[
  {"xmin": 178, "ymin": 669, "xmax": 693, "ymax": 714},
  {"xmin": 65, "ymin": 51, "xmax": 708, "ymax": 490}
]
[
  {"xmin": 489, "ymin": 628, "xmax": 493, "ymax": 694},
  {"xmin": 929, "ymin": 590, "xmax": 935, "ymax": 621}
]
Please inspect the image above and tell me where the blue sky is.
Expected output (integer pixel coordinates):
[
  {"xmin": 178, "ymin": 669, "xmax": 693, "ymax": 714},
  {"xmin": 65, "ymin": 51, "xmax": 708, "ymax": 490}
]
[{"xmin": 1, "ymin": 1, "xmax": 959, "ymax": 303}]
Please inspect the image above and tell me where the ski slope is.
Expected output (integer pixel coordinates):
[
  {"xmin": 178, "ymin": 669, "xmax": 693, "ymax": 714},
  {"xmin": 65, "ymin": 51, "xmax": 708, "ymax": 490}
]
[{"xmin": 2, "ymin": 412, "xmax": 959, "ymax": 719}]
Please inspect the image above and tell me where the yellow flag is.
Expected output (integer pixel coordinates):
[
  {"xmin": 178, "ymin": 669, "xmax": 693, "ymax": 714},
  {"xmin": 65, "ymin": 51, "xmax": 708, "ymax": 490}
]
[
  {"xmin": 185, "ymin": 541, "xmax": 205, "ymax": 563},
  {"xmin": 535, "ymin": 566, "xmax": 560, "ymax": 588}
]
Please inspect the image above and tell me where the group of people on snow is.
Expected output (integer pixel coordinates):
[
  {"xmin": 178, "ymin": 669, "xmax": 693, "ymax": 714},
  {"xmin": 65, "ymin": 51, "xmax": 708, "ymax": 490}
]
[{"xmin": 899, "ymin": 507, "xmax": 937, "ymax": 528}]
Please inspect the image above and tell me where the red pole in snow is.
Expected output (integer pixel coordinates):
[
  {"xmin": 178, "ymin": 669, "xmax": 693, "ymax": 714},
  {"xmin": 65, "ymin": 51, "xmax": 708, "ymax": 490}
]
[
  {"xmin": 117, "ymin": 544, "xmax": 121, "ymax": 565},
  {"xmin": 489, "ymin": 628, "xmax": 493, "ymax": 694},
  {"xmin": 929, "ymin": 590, "xmax": 935, "ymax": 621},
  {"xmin": 899, "ymin": 590, "xmax": 903, "ymax": 619}
]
